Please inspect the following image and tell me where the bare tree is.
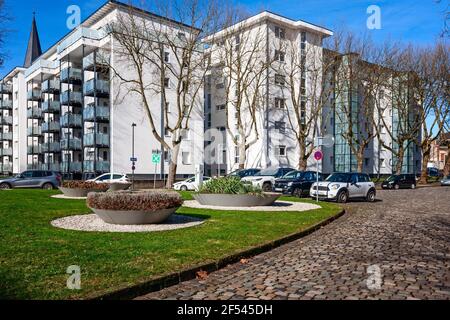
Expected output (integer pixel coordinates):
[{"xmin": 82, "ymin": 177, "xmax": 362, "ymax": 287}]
[{"xmin": 107, "ymin": 0, "xmax": 221, "ymax": 187}]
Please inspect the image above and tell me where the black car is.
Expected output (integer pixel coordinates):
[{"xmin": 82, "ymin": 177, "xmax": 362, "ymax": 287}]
[
  {"xmin": 381, "ymin": 174, "xmax": 417, "ymax": 190},
  {"xmin": 227, "ymin": 168, "xmax": 261, "ymax": 179},
  {"xmin": 274, "ymin": 170, "xmax": 323, "ymax": 197}
]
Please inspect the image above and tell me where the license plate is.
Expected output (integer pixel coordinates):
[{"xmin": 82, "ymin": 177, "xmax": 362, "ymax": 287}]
[{"xmin": 274, "ymin": 188, "xmax": 283, "ymax": 192}]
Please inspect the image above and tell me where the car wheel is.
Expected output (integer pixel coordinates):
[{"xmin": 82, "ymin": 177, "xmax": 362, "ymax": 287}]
[
  {"xmin": 0, "ymin": 183, "xmax": 11, "ymax": 190},
  {"xmin": 366, "ymin": 190, "xmax": 376, "ymax": 202},
  {"xmin": 292, "ymin": 188, "xmax": 302, "ymax": 198},
  {"xmin": 262, "ymin": 182, "xmax": 272, "ymax": 192},
  {"xmin": 394, "ymin": 184, "xmax": 400, "ymax": 190},
  {"xmin": 336, "ymin": 190, "xmax": 348, "ymax": 203},
  {"xmin": 411, "ymin": 184, "xmax": 416, "ymax": 189},
  {"xmin": 180, "ymin": 185, "xmax": 188, "ymax": 191},
  {"xmin": 42, "ymin": 183, "xmax": 54, "ymax": 190}
]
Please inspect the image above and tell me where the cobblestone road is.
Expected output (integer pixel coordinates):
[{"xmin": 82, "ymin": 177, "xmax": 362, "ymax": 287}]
[{"xmin": 138, "ymin": 187, "xmax": 450, "ymax": 300}]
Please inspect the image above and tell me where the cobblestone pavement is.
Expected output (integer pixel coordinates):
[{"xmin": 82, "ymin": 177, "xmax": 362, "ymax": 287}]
[{"xmin": 138, "ymin": 187, "xmax": 450, "ymax": 300}]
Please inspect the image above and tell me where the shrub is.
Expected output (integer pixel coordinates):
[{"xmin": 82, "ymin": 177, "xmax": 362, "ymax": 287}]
[
  {"xmin": 198, "ymin": 176, "xmax": 262, "ymax": 195},
  {"xmin": 62, "ymin": 181, "xmax": 110, "ymax": 191},
  {"xmin": 87, "ymin": 190, "xmax": 183, "ymax": 211}
]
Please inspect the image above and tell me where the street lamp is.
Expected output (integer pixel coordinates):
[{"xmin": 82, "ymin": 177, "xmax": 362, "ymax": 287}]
[{"xmin": 131, "ymin": 123, "xmax": 136, "ymax": 191}]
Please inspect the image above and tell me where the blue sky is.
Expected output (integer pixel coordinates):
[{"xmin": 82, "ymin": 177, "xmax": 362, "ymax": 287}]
[{"xmin": 0, "ymin": 0, "xmax": 447, "ymax": 77}]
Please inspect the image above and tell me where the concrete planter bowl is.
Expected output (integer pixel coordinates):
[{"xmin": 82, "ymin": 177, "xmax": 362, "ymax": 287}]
[
  {"xmin": 59, "ymin": 186, "xmax": 107, "ymax": 198},
  {"xmin": 107, "ymin": 182, "xmax": 132, "ymax": 192},
  {"xmin": 87, "ymin": 190, "xmax": 183, "ymax": 225},
  {"xmin": 193, "ymin": 193, "xmax": 280, "ymax": 207}
]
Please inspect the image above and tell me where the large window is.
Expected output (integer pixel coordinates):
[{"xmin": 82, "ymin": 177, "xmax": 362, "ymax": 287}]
[{"xmin": 274, "ymin": 26, "xmax": 285, "ymax": 39}]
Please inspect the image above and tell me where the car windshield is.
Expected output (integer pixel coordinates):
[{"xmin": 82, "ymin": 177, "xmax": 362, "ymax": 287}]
[
  {"xmin": 228, "ymin": 170, "xmax": 240, "ymax": 176},
  {"xmin": 326, "ymin": 173, "xmax": 350, "ymax": 182},
  {"xmin": 255, "ymin": 168, "xmax": 279, "ymax": 176},
  {"xmin": 386, "ymin": 175, "xmax": 398, "ymax": 182},
  {"xmin": 282, "ymin": 171, "xmax": 303, "ymax": 179}
]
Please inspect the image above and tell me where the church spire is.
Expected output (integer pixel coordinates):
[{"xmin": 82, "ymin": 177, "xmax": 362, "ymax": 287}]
[{"xmin": 24, "ymin": 12, "xmax": 42, "ymax": 68}]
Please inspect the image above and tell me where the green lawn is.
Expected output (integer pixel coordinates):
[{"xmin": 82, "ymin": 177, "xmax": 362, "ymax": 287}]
[{"xmin": 0, "ymin": 189, "xmax": 341, "ymax": 299}]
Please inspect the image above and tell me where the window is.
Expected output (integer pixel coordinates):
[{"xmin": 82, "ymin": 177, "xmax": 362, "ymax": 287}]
[
  {"xmin": 274, "ymin": 26, "xmax": 285, "ymax": 39},
  {"xmin": 164, "ymin": 150, "xmax": 170, "ymax": 162},
  {"xmin": 164, "ymin": 78, "xmax": 170, "ymax": 88},
  {"xmin": 364, "ymin": 158, "xmax": 370, "ymax": 166},
  {"xmin": 181, "ymin": 129, "xmax": 190, "ymax": 140},
  {"xmin": 275, "ymin": 145, "xmax": 287, "ymax": 157},
  {"xmin": 234, "ymin": 146, "xmax": 239, "ymax": 164},
  {"xmin": 216, "ymin": 104, "xmax": 226, "ymax": 111},
  {"xmin": 358, "ymin": 173, "xmax": 370, "ymax": 183},
  {"xmin": 103, "ymin": 151, "xmax": 108, "ymax": 161},
  {"xmin": 275, "ymin": 74, "xmax": 285, "ymax": 86},
  {"xmin": 182, "ymin": 152, "xmax": 191, "ymax": 165},
  {"xmin": 275, "ymin": 121, "xmax": 286, "ymax": 133},
  {"xmin": 164, "ymin": 52, "xmax": 170, "ymax": 63},
  {"xmin": 275, "ymin": 50, "xmax": 285, "ymax": 62},
  {"xmin": 274, "ymin": 98, "xmax": 285, "ymax": 109},
  {"xmin": 177, "ymin": 32, "xmax": 186, "ymax": 40},
  {"xmin": 164, "ymin": 128, "xmax": 171, "ymax": 137},
  {"xmin": 165, "ymin": 102, "xmax": 171, "ymax": 113},
  {"xmin": 380, "ymin": 158, "xmax": 386, "ymax": 168}
]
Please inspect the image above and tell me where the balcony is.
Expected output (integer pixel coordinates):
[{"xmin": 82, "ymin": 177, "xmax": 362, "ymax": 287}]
[
  {"xmin": 42, "ymin": 79, "xmax": 60, "ymax": 93},
  {"xmin": 42, "ymin": 100, "xmax": 60, "ymax": 113},
  {"xmin": 0, "ymin": 163, "xmax": 12, "ymax": 172},
  {"xmin": 27, "ymin": 163, "xmax": 47, "ymax": 170},
  {"xmin": 42, "ymin": 121, "xmax": 60, "ymax": 133},
  {"xmin": 60, "ymin": 138, "xmax": 82, "ymax": 150},
  {"xmin": 27, "ymin": 145, "xmax": 42, "ymax": 154},
  {"xmin": 83, "ymin": 160, "xmax": 110, "ymax": 172},
  {"xmin": 60, "ymin": 67, "xmax": 82, "ymax": 84},
  {"xmin": 27, "ymin": 89, "xmax": 42, "ymax": 101},
  {"xmin": 42, "ymin": 142, "xmax": 61, "ymax": 153},
  {"xmin": 57, "ymin": 27, "xmax": 107, "ymax": 54},
  {"xmin": 0, "ymin": 83, "xmax": 12, "ymax": 93},
  {"xmin": 61, "ymin": 90, "xmax": 82, "ymax": 105},
  {"xmin": 1, "ymin": 116, "xmax": 12, "ymax": 125},
  {"xmin": 27, "ymin": 126, "xmax": 42, "ymax": 136},
  {"xmin": 0, "ymin": 132, "xmax": 13, "ymax": 141},
  {"xmin": 24, "ymin": 59, "xmax": 58, "ymax": 78},
  {"xmin": 0, "ymin": 99, "xmax": 13, "ymax": 110},
  {"xmin": 0, "ymin": 148, "xmax": 13, "ymax": 156},
  {"xmin": 83, "ymin": 133, "xmax": 109, "ymax": 147},
  {"xmin": 83, "ymin": 105, "xmax": 109, "ymax": 122},
  {"xmin": 60, "ymin": 161, "xmax": 82, "ymax": 173},
  {"xmin": 60, "ymin": 113, "xmax": 82, "ymax": 128},
  {"xmin": 83, "ymin": 79, "xmax": 110, "ymax": 97},
  {"xmin": 48, "ymin": 163, "xmax": 61, "ymax": 172},
  {"xmin": 83, "ymin": 51, "xmax": 110, "ymax": 71},
  {"xmin": 27, "ymin": 107, "xmax": 43, "ymax": 119}
]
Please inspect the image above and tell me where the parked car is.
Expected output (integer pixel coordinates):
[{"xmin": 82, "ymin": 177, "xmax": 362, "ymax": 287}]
[
  {"xmin": 227, "ymin": 168, "xmax": 261, "ymax": 179},
  {"xmin": 310, "ymin": 172, "xmax": 376, "ymax": 203},
  {"xmin": 381, "ymin": 174, "xmax": 417, "ymax": 190},
  {"xmin": 241, "ymin": 167, "xmax": 295, "ymax": 192},
  {"xmin": 274, "ymin": 170, "xmax": 323, "ymax": 197},
  {"xmin": 441, "ymin": 175, "xmax": 450, "ymax": 186},
  {"xmin": 87, "ymin": 173, "xmax": 130, "ymax": 184},
  {"xmin": 173, "ymin": 176, "xmax": 211, "ymax": 191},
  {"xmin": 0, "ymin": 170, "xmax": 61, "ymax": 190},
  {"xmin": 427, "ymin": 167, "xmax": 443, "ymax": 177}
]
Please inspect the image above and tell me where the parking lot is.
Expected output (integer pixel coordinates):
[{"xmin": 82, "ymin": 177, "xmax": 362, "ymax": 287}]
[{"xmin": 139, "ymin": 187, "xmax": 450, "ymax": 300}]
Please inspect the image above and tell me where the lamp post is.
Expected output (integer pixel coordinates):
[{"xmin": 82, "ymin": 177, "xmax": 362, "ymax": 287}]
[{"xmin": 131, "ymin": 123, "xmax": 136, "ymax": 191}]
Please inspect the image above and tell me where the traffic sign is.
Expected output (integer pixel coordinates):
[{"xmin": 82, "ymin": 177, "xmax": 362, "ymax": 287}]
[
  {"xmin": 130, "ymin": 157, "xmax": 137, "ymax": 162},
  {"xmin": 314, "ymin": 150, "xmax": 323, "ymax": 161},
  {"xmin": 152, "ymin": 153, "xmax": 161, "ymax": 164}
]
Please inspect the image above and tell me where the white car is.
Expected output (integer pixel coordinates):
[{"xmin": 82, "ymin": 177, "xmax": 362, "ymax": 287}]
[
  {"xmin": 241, "ymin": 167, "xmax": 295, "ymax": 192},
  {"xmin": 173, "ymin": 176, "xmax": 211, "ymax": 191},
  {"xmin": 310, "ymin": 172, "xmax": 376, "ymax": 203},
  {"xmin": 87, "ymin": 173, "xmax": 130, "ymax": 184}
]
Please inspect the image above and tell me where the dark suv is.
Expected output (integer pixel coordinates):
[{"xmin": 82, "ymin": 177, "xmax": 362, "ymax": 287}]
[
  {"xmin": 381, "ymin": 174, "xmax": 417, "ymax": 190},
  {"xmin": 0, "ymin": 170, "xmax": 61, "ymax": 190},
  {"xmin": 274, "ymin": 170, "xmax": 323, "ymax": 197},
  {"xmin": 227, "ymin": 168, "xmax": 261, "ymax": 179}
]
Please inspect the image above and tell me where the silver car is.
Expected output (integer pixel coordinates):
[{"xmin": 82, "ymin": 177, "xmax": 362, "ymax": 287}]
[
  {"xmin": 441, "ymin": 175, "xmax": 450, "ymax": 186},
  {"xmin": 0, "ymin": 170, "xmax": 61, "ymax": 190}
]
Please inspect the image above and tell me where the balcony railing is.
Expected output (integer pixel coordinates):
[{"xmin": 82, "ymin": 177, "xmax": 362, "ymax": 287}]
[
  {"xmin": 1, "ymin": 116, "xmax": 12, "ymax": 125},
  {"xmin": 0, "ymin": 163, "xmax": 12, "ymax": 172},
  {"xmin": 0, "ymin": 99, "xmax": 13, "ymax": 109},
  {"xmin": 83, "ymin": 105, "xmax": 109, "ymax": 122},
  {"xmin": 83, "ymin": 160, "xmax": 110, "ymax": 172},
  {"xmin": 48, "ymin": 163, "xmax": 61, "ymax": 172},
  {"xmin": 27, "ymin": 107, "xmax": 43, "ymax": 119},
  {"xmin": 57, "ymin": 27, "xmax": 107, "ymax": 54},
  {"xmin": 61, "ymin": 91, "xmax": 82, "ymax": 105},
  {"xmin": 83, "ymin": 133, "xmax": 109, "ymax": 147},
  {"xmin": 60, "ymin": 67, "xmax": 82, "ymax": 83},
  {"xmin": 27, "ymin": 89, "xmax": 42, "ymax": 101},
  {"xmin": 42, "ymin": 121, "xmax": 60, "ymax": 133},
  {"xmin": 0, "ymin": 132, "xmax": 13, "ymax": 140},
  {"xmin": 60, "ymin": 138, "xmax": 82, "ymax": 150},
  {"xmin": 60, "ymin": 113, "xmax": 82, "ymax": 128},
  {"xmin": 42, "ymin": 142, "xmax": 61, "ymax": 153},
  {"xmin": 83, "ymin": 79, "xmax": 110, "ymax": 97},
  {"xmin": 27, "ymin": 126, "xmax": 42, "ymax": 136},
  {"xmin": 42, "ymin": 100, "xmax": 61, "ymax": 113},
  {"xmin": 42, "ymin": 79, "xmax": 60, "ymax": 93},
  {"xmin": 27, "ymin": 163, "xmax": 47, "ymax": 170},
  {"xmin": 0, "ymin": 148, "xmax": 13, "ymax": 156},
  {"xmin": 0, "ymin": 83, "xmax": 12, "ymax": 93},
  {"xmin": 27, "ymin": 145, "xmax": 42, "ymax": 154},
  {"xmin": 60, "ymin": 161, "xmax": 82, "ymax": 172},
  {"xmin": 83, "ymin": 51, "xmax": 110, "ymax": 71},
  {"xmin": 24, "ymin": 59, "xmax": 58, "ymax": 78}
]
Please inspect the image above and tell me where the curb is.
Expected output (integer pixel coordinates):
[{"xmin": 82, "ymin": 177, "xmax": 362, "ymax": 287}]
[{"xmin": 89, "ymin": 209, "xmax": 345, "ymax": 300}]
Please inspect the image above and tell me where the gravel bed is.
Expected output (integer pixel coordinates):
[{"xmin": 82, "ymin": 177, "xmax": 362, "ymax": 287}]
[{"xmin": 183, "ymin": 200, "xmax": 320, "ymax": 211}]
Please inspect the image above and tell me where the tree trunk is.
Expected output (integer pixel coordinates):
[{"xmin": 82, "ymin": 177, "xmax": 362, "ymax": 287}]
[
  {"xmin": 395, "ymin": 147, "xmax": 405, "ymax": 175},
  {"xmin": 298, "ymin": 141, "xmax": 307, "ymax": 170},
  {"xmin": 419, "ymin": 147, "xmax": 431, "ymax": 184},
  {"xmin": 356, "ymin": 150, "xmax": 364, "ymax": 173},
  {"xmin": 166, "ymin": 143, "xmax": 180, "ymax": 189},
  {"xmin": 238, "ymin": 143, "xmax": 246, "ymax": 170}
]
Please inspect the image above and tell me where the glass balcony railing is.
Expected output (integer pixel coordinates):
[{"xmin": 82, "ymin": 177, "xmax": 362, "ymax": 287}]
[
  {"xmin": 57, "ymin": 27, "xmax": 107, "ymax": 54},
  {"xmin": 83, "ymin": 51, "xmax": 110, "ymax": 70},
  {"xmin": 0, "ymin": 99, "xmax": 13, "ymax": 109},
  {"xmin": 0, "ymin": 83, "xmax": 12, "ymax": 93},
  {"xmin": 60, "ymin": 161, "xmax": 82, "ymax": 172},
  {"xmin": 0, "ymin": 163, "xmax": 12, "ymax": 172},
  {"xmin": 27, "ymin": 126, "xmax": 42, "ymax": 136},
  {"xmin": 0, "ymin": 148, "xmax": 12, "ymax": 156},
  {"xmin": 60, "ymin": 113, "xmax": 82, "ymax": 128},
  {"xmin": 42, "ymin": 142, "xmax": 61, "ymax": 153},
  {"xmin": 60, "ymin": 67, "xmax": 82, "ymax": 83},
  {"xmin": 24, "ymin": 59, "xmax": 58, "ymax": 78},
  {"xmin": 83, "ymin": 160, "xmax": 110, "ymax": 172},
  {"xmin": 27, "ymin": 107, "xmax": 43, "ymax": 119},
  {"xmin": 48, "ymin": 163, "xmax": 61, "ymax": 172},
  {"xmin": 83, "ymin": 133, "xmax": 109, "ymax": 147},
  {"xmin": 42, "ymin": 100, "xmax": 61, "ymax": 113},
  {"xmin": 83, "ymin": 105, "xmax": 109, "ymax": 121},
  {"xmin": 83, "ymin": 79, "xmax": 110, "ymax": 96},
  {"xmin": 0, "ymin": 132, "xmax": 13, "ymax": 140},
  {"xmin": 42, "ymin": 121, "xmax": 60, "ymax": 133},
  {"xmin": 1, "ymin": 116, "xmax": 12, "ymax": 125},
  {"xmin": 60, "ymin": 138, "xmax": 82, "ymax": 150},
  {"xmin": 27, "ymin": 89, "xmax": 42, "ymax": 101},
  {"xmin": 61, "ymin": 91, "xmax": 82, "ymax": 105},
  {"xmin": 42, "ymin": 79, "xmax": 60, "ymax": 93},
  {"xmin": 27, "ymin": 145, "xmax": 42, "ymax": 154}
]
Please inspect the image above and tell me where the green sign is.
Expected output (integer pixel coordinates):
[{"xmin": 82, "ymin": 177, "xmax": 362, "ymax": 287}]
[{"xmin": 152, "ymin": 153, "xmax": 161, "ymax": 164}]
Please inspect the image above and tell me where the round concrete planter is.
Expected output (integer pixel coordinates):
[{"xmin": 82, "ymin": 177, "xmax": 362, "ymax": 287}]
[
  {"xmin": 108, "ymin": 182, "xmax": 132, "ymax": 192},
  {"xmin": 90, "ymin": 207, "xmax": 179, "ymax": 225},
  {"xmin": 59, "ymin": 187, "xmax": 106, "ymax": 198},
  {"xmin": 193, "ymin": 193, "xmax": 280, "ymax": 207}
]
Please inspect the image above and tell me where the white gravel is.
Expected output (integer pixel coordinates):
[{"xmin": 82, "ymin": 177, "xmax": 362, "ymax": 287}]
[
  {"xmin": 51, "ymin": 194, "xmax": 86, "ymax": 200},
  {"xmin": 183, "ymin": 200, "xmax": 321, "ymax": 212},
  {"xmin": 51, "ymin": 214, "xmax": 205, "ymax": 233}
]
